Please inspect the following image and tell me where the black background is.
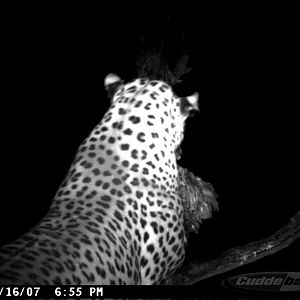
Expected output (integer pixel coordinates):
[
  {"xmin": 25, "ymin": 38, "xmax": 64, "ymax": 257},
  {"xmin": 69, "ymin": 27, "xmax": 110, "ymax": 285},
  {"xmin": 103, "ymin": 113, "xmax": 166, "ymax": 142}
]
[{"xmin": 0, "ymin": 3, "xmax": 298, "ymax": 294}]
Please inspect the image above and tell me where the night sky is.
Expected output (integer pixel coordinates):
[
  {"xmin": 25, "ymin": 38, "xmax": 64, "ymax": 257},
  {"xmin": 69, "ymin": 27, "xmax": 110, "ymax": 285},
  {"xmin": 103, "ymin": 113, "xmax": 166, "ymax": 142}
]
[{"xmin": 1, "ymin": 4, "xmax": 298, "ymax": 290}]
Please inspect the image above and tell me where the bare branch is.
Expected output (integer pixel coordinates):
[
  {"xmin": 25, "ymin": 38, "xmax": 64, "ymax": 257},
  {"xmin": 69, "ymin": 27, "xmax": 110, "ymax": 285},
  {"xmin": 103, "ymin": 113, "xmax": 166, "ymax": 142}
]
[{"xmin": 164, "ymin": 210, "xmax": 300, "ymax": 285}]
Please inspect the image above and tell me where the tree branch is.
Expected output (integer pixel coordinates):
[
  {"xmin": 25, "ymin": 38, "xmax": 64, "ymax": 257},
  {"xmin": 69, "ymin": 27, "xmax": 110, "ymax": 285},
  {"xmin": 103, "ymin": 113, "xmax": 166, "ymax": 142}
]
[{"xmin": 164, "ymin": 210, "xmax": 300, "ymax": 285}]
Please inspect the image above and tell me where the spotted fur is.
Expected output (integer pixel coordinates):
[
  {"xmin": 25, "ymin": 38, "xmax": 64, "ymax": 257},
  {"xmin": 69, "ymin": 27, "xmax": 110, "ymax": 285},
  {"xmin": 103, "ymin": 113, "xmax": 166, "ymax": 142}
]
[{"xmin": 0, "ymin": 75, "xmax": 198, "ymax": 285}]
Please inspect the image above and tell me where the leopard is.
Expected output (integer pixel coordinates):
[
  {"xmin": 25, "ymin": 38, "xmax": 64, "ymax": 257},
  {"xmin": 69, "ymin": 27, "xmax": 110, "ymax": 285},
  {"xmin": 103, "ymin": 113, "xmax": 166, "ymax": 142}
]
[{"xmin": 0, "ymin": 73, "xmax": 199, "ymax": 285}]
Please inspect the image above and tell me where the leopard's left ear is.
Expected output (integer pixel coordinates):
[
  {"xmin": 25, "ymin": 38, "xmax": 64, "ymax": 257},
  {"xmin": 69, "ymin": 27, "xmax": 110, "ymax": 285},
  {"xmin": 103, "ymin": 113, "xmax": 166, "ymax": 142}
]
[
  {"xmin": 180, "ymin": 92, "xmax": 199, "ymax": 116},
  {"xmin": 104, "ymin": 73, "xmax": 124, "ymax": 101}
]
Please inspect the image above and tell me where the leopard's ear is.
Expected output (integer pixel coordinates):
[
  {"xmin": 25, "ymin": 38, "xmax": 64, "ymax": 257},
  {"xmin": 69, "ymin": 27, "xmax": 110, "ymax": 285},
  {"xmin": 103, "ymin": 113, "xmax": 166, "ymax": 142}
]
[
  {"xmin": 179, "ymin": 92, "xmax": 199, "ymax": 116},
  {"xmin": 104, "ymin": 74, "xmax": 124, "ymax": 101}
]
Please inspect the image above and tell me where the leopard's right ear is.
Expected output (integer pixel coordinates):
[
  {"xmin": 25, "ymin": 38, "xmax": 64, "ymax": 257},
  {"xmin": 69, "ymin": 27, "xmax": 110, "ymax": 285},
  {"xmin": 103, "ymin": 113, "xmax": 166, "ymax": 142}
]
[
  {"xmin": 180, "ymin": 92, "xmax": 199, "ymax": 117},
  {"xmin": 104, "ymin": 74, "xmax": 124, "ymax": 101}
]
